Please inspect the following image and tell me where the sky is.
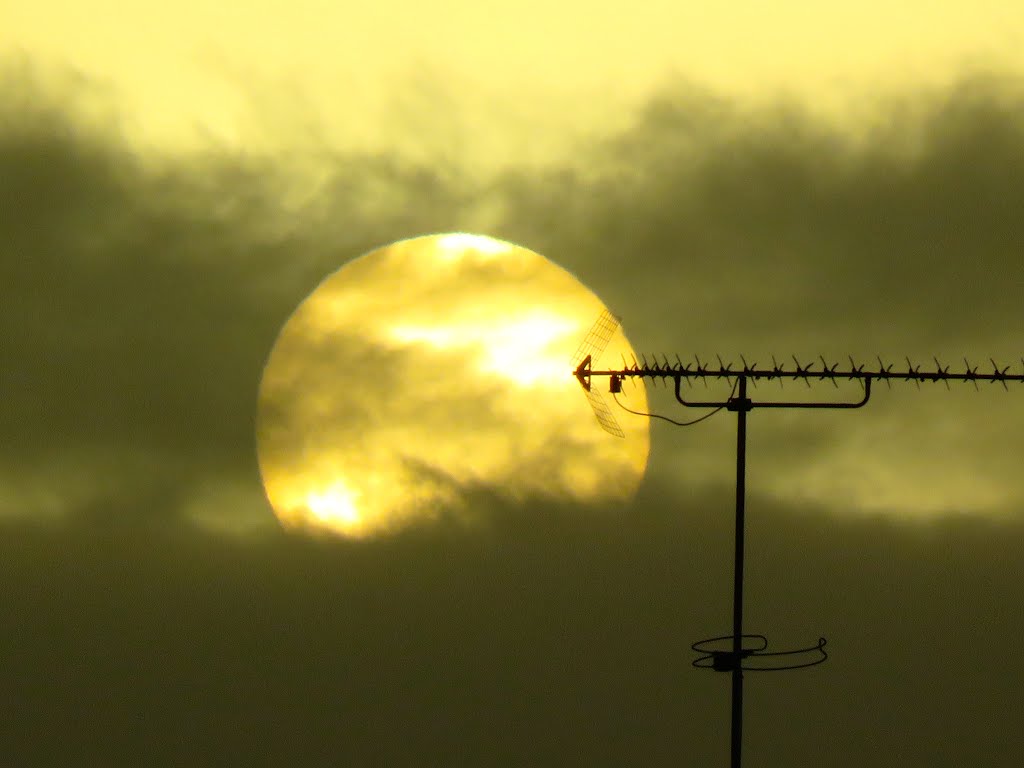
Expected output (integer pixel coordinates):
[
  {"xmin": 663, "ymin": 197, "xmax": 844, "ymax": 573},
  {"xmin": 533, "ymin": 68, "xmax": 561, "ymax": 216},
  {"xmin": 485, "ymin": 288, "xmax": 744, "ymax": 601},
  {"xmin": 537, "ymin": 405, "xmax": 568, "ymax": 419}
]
[{"xmin": 3, "ymin": 2, "xmax": 1024, "ymax": 765}]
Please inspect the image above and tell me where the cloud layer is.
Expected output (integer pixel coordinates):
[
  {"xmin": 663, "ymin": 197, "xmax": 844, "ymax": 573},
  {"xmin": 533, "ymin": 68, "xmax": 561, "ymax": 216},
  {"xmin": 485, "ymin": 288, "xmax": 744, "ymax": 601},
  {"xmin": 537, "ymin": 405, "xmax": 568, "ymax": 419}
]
[
  {"xmin": 2, "ymin": 59, "xmax": 1024, "ymax": 766},
  {"xmin": 5, "ymin": 66, "xmax": 1024, "ymax": 526}
]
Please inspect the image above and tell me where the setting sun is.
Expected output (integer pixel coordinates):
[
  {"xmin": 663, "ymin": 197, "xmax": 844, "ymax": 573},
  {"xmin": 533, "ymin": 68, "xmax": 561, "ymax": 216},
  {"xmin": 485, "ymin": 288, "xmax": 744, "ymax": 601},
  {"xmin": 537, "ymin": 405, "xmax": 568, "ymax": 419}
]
[
  {"xmin": 256, "ymin": 233, "xmax": 649, "ymax": 537},
  {"xmin": 306, "ymin": 482, "xmax": 362, "ymax": 531}
]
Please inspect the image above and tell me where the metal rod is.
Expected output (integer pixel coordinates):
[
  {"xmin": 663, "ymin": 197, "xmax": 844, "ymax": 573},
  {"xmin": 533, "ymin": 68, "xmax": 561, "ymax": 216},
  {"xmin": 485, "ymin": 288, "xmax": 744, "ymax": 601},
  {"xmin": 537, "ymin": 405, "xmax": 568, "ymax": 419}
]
[
  {"xmin": 584, "ymin": 364, "xmax": 1024, "ymax": 385},
  {"xmin": 674, "ymin": 376, "xmax": 874, "ymax": 410},
  {"xmin": 731, "ymin": 375, "xmax": 749, "ymax": 768}
]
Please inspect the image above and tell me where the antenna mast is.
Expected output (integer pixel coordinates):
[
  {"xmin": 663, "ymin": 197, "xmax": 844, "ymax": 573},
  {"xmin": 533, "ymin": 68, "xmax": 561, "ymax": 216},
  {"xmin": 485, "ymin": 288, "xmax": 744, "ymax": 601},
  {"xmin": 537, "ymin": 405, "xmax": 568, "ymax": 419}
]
[{"xmin": 571, "ymin": 319, "xmax": 1024, "ymax": 768}]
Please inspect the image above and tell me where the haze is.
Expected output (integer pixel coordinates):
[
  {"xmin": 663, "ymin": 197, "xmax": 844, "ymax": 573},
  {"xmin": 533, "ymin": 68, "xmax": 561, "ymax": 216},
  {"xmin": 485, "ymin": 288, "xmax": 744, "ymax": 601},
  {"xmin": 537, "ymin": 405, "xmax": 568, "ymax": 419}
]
[{"xmin": 3, "ymin": 3, "xmax": 1024, "ymax": 765}]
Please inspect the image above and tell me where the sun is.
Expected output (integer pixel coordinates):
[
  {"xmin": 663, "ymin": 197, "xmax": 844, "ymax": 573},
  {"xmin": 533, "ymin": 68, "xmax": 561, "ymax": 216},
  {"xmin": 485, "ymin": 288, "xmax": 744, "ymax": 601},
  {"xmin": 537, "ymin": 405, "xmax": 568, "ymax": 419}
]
[
  {"xmin": 306, "ymin": 482, "xmax": 362, "ymax": 529},
  {"xmin": 256, "ymin": 233, "xmax": 649, "ymax": 537}
]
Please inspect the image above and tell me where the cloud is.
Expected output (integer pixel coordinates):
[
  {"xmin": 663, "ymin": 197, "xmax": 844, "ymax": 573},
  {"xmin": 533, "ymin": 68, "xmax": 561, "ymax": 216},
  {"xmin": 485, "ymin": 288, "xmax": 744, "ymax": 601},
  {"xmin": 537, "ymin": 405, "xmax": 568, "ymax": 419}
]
[
  {"xmin": 1, "ymin": 482, "xmax": 1022, "ymax": 765},
  {"xmin": 0, "ymin": 60, "xmax": 486, "ymax": 526},
  {"xmin": 3, "ymin": 53, "xmax": 1024, "ymax": 767},
  {"xmin": 2, "ymin": 60, "xmax": 1024, "ymax": 530},
  {"xmin": 496, "ymin": 73, "xmax": 1024, "ymax": 352},
  {"xmin": 490, "ymin": 73, "xmax": 1024, "ymax": 516}
]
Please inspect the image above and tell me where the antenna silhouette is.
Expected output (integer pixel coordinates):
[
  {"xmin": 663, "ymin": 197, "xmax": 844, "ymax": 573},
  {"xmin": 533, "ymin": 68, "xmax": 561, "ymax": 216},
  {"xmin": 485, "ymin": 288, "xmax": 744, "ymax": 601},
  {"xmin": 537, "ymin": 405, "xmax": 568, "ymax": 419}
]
[
  {"xmin": 572, "ymin": 310, "xmax": 626, "ymax": 438},
  {"xmin": 571, "ymin": 326, "xmax": 1024, "ymax": 768}
]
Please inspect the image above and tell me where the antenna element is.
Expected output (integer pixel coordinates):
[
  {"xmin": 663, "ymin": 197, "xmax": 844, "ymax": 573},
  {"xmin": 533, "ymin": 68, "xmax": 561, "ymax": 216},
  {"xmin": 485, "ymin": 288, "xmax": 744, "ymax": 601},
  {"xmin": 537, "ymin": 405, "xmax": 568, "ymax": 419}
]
[{"xmin": 571, "ymin": 310, "xmax": 626, "ymax": 437}]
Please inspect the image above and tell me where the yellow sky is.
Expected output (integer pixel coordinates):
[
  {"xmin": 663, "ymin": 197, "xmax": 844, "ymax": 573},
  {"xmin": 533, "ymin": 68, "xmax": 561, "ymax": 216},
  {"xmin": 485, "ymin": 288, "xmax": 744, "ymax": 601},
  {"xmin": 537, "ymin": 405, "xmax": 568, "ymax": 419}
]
[{"xmin": 4, "ymin": 1, "xmax": 1022, "ymax": 157}]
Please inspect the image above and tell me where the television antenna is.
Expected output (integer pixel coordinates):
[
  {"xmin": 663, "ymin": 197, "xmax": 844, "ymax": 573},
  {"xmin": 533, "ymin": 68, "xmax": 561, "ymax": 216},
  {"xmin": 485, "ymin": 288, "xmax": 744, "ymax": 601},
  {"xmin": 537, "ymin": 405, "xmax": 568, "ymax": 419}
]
[{"xmin": 571, "ymin": 312, "xmax": 1024, "ymax": 768}]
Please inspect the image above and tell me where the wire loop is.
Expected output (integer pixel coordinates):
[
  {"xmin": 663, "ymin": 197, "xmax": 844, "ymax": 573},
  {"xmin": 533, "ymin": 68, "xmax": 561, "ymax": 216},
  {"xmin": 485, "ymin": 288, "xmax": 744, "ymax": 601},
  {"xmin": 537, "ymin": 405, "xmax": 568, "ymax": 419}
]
[{"xmin": 692, "ymin": 634, "xmax": 828, "ymax": 672}]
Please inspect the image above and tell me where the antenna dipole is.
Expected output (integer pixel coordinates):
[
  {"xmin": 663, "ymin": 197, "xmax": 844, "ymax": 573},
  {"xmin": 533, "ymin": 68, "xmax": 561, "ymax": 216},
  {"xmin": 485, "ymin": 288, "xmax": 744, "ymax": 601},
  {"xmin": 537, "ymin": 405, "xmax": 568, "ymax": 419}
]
[{"xmin": 570, "ymin": 327, "xmax": 1024, "ymax": 768}]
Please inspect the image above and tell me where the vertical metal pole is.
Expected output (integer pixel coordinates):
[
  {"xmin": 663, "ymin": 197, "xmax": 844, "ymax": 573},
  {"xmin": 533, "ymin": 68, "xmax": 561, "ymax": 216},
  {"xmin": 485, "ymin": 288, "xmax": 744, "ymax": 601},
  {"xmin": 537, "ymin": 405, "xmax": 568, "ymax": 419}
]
[{"xmin": 731, "ymin": 375, "xmax": 748, "ymax": 768}]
